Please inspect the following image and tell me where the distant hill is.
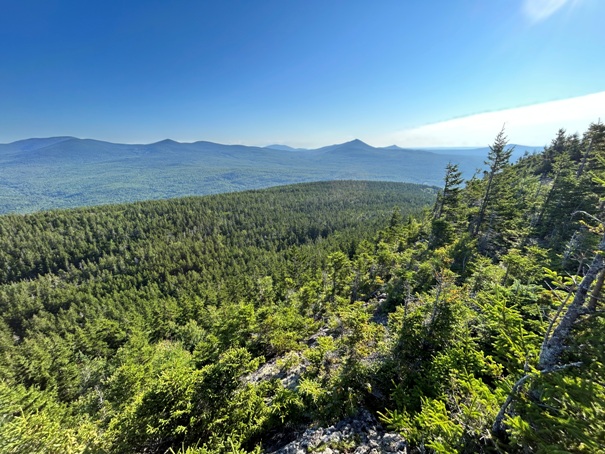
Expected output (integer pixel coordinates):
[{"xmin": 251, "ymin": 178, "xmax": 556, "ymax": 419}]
[
  {"xmin": 264, "ymin": 144, "xmax": 308, "ymax": 151},
  {"xmin": 0, "ymin": 137, "xmax": 540, "ymax": 213}
]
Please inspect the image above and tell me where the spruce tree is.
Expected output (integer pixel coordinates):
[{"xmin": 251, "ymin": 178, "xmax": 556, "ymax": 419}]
[{"xmin": 472, "ymin": 127, "xmax": 513, "ymax": 237}]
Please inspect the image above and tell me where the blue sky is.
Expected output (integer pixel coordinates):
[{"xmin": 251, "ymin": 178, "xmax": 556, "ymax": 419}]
[{"xmin": 1, "ymin": 0, "xmax": 603, "ymax": 147}]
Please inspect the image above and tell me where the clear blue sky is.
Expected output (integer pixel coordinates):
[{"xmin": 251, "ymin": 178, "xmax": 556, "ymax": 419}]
[{"xmin": 1, "ymin": 0, "xmax": 604, "ymax": 147}]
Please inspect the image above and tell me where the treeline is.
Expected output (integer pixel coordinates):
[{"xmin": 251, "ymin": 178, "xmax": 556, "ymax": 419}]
[{"xmin": 1, "ymin": 122, "xmax": 605, "ymax": 453}]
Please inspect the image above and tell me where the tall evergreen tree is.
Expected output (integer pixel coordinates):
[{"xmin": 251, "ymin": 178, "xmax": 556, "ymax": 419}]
[
  {"xmin": 472, "ymin": 127, "xmax": 513, "ymax": 237},
  {"xmin": 433, "ymin": 162, "xmax": 464, "ymax": 221}
]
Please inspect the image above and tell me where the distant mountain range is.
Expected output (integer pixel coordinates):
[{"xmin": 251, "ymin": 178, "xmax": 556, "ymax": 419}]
[
  {"xmin": 0, "ymin": 137, "xmax": 542, "ymax": 213},
  {"xmin": 266, "ymin": 141, "xmax": 541, "ymax": 160}
]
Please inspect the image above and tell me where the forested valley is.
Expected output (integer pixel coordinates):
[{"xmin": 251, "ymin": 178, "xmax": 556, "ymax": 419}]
[{"xmin": 1, "ymin": 123, "xmax": 605, "ymax": 453}]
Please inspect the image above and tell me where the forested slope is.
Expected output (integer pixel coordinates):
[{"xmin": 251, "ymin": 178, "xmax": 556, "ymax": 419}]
[
  {"xmin": 0, "ymin": 181, "xmax": 435, "ymax": 452},
  {"xmin": 1, "ymin": 122, "xmax": 605, "ymax": 453}
]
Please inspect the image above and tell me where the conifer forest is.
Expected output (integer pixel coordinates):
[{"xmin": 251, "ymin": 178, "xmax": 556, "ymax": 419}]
[{"xmin": 1, "ymin": 123, "xmax": 605, "ymax": 453}]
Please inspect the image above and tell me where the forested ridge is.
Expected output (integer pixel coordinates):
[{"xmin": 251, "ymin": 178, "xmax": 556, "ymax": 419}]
[
  {"xmin": 0, "ymin": 137, "xmax": 496, "ymax": 214},
  {"xmin": 1, "ymin": 123, "xmax": 605, "ymax": 453}
]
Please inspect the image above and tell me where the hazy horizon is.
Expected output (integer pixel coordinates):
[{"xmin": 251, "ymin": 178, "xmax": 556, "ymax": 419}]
[{"xmin": 0, "ymin": 135, "xmax": 544, "ymax": 150}]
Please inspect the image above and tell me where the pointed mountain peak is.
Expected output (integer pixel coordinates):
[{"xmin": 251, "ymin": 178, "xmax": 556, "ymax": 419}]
[
  {"xmin": 343, "ymin": 138, "xmax": 371, "ymax": 147},
  {"xmin": 314, "ymin": 138, "xmax": 376, "ymax": 153},
  {"xmin": 151, "ymin": 139, "xmax": 180, "ymax": 146}
]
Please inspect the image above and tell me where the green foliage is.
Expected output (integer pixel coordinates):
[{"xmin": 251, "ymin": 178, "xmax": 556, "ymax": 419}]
[
  {"xmin": 2, "ymin": 123, "xmax": 605, "ymax": 453},
  {"xmin": 0, "ymin": 381, "xmax": 99, "ymax": 453},
  {"xmin": 378, "ymin": 124, "xmax": 605, "ymax": 453},
  {"xmin": 0, "ymin": 181, "xmax": 432, "ymax": 452},
  {"xmin": 106, "ymin": 345, "xmax": 268, "ymax": 452}
]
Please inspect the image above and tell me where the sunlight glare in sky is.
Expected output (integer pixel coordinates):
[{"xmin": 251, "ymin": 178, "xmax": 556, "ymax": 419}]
[
  {"xmin": 522, "ymin": 0, "xmax": 574, "ymax": 22},
  {"xmin": 385, "ymin": 91, "xmax": 604, "ymax": 148}
]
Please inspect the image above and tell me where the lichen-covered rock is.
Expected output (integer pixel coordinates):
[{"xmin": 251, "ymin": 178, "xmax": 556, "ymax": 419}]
[{"xmin": 267, "ymin": 410, "xmax": 407, "ymax": 453}]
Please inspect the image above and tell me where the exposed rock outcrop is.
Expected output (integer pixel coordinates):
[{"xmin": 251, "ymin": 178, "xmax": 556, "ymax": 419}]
[{"xmin": 267, "ymin": 410, "xmax": 406, "ymax": 454}]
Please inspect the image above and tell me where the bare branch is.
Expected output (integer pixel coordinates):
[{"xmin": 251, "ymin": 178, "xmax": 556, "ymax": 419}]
[
  {"xmin": 571, "ymin": 210, "xmax": 601, "ymax": 224},
  {"xmin": 492, "ymin": 362, "xmax": 582, "ymax": 436}
]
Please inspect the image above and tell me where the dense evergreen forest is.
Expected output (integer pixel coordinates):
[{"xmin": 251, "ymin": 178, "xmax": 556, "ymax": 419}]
[{"xmin": 1, "ymin": 122, "xmax": 605, "ymax": 453}]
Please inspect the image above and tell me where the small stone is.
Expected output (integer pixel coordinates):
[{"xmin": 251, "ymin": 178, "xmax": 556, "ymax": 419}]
[{"xmin": 381, "ymin": 432, "xmax": 406, "ymax": 451}]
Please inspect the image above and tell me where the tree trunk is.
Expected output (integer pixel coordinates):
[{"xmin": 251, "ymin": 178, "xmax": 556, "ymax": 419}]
[
  {"xmin": 588, "ymin": 268, "xmax": 605, "ymax": 313},
  {"xmin": 493, "ymin": 230, "xmax": 605, "ymax": 439},
  {"xmin": 538, "ymin": 232, "xmax": 605, "ymax": 370},
  {"xmin": 535, "ymin": 172, "xmax": 559, "ymax": 228},
  {"xmin": 473, "ymin": 172, "xmax": 494, "ymax": 236},
  {"xmin": 576, "ymin": 137, "xmax": 593, "ymax": 178}
]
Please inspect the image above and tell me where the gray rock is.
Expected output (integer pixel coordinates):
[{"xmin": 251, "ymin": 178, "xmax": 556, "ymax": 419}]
[{"xmin": 267, "ymin": 410, "xmax": 406, "ymax": 454}]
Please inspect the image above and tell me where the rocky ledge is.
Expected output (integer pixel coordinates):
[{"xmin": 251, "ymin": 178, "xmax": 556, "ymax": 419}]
[{"xmin": 268, "ymin": 410, "xmax": 407, "ymax": 454}]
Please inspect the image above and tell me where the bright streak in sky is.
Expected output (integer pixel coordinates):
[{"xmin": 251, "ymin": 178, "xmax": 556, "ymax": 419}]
[
  {"xmin": 523, "ymin": 0, "xmax": 574, "ymax": 22},
  {"xmin": 383, "ymin": 91, "xmax": 605, "ymax": 148}
]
